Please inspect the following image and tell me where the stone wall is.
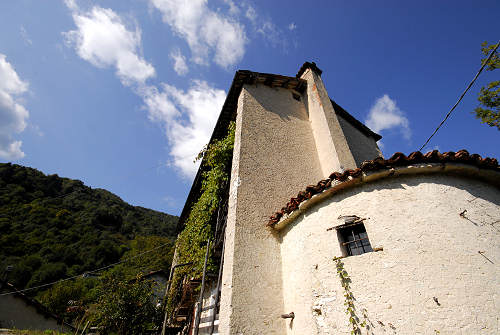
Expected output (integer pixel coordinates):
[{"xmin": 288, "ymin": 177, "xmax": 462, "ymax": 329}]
[{"xmin": 336, "ymin": 113, "xmax": 382, "ymax": 165}]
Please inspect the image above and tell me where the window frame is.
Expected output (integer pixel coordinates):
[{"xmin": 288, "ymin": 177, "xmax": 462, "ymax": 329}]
[{"xmin": 336, "ymin": 221, "xmax": 373, "ymax": 256}]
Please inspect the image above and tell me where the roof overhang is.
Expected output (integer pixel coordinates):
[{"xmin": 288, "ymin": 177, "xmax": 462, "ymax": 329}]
[{"xmin": 268, "ymin": 150, "xmax": 500, "ymax": 230}]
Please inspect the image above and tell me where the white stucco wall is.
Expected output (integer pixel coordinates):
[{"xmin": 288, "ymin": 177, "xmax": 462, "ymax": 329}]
[
  {"xmin": 279, "ymin": 174, "xmax": 500, "ymax": 335},
  {"xmin": 300, "ymin": 69, "xmax": 357, "ymax": 176},
  {"xmin": 336, "ymin": 114, "xmax": 382, "ymax": 165},
  {"xmin": 219, "ymin": 84, "xmax": 325, "ymax": 334}
]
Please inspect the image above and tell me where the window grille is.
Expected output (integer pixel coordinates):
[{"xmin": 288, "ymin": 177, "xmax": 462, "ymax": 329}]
[{"xmin": 337, "ymin": 222, "xmax": 372, "ymax": 256}]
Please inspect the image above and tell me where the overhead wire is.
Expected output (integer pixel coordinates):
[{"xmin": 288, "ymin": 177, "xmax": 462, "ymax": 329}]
[
  {"xmin": 0, "ymin": 241, "xmax": 172, "ymax": 296},
  {"xmin": 0, "ymin": 161, "xmax": 177, "ymax": 296},
  {"xmin": 418, "ymin": 40, "xmax": 500, "ymax": 151}
]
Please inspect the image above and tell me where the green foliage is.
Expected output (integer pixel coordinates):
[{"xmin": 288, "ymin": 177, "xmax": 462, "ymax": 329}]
[
  {"xmin": 106, "ymin": 235, "xmax": 174, "ymax": 279},
  {"xmin": 0, "ymin": 162, "xmax": 178, "ymax": 324},
  {"xmin": 39, "ymin": 277, "xmax": 98, "ymax": 320},
  {"xmin": 166, "ymin": 121, "xmax": 235, "ymax": 316},
  {"xmin": 11, "ymin": 330, "xmax": 71, "ymax": 335},
  {"xmin": 473, "ymin": 41, "xmax": 499, "ymax": 130},
  {"xmin": 88, "ymin": 274, "xmax": 160, "ymax": 335}
]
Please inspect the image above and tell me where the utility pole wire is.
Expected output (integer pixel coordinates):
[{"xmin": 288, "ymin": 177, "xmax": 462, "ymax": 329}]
[
  {"xmin": 418, "ymin": 39, "xmax": 500, "ymax": 152},
  {"xmin": 0, "ymin": 241, "xmax": 171, "ymax": 296}
]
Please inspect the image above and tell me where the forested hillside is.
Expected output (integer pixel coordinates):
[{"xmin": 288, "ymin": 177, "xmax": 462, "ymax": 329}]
[{"xmin": 0, "ymin": 162, "xmax": 178, "ymax": 321}]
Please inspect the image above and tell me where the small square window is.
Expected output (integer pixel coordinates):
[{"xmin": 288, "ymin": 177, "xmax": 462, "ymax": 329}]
[{"xmin": 337, "ymin": 223, "xmax": 373, "ymax": 256}]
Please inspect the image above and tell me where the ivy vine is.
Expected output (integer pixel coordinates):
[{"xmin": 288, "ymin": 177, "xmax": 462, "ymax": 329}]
[
  {"xmin": 333, "ymin": 257, "xmax": 366, "ymax": 334},
  {"xmin": 166, "ymin": 121, "xmax": 235, "ymax": 319}
]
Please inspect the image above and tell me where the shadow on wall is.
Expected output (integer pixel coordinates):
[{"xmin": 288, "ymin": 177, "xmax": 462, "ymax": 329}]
[{"xmin": 245, "ymin": 85, "xmax": 309, "ymax": 122}]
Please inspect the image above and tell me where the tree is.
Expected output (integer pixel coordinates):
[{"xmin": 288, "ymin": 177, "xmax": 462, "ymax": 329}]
[
  {"xmin": 88, "ymin": 274, "xmax": 160, "ymax": 335},
  {"xmin": 473, "ymin": 41, "xmax": 499, "ymax": 130}
]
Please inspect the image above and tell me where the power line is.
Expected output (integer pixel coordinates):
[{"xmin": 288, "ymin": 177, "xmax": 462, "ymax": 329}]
[
  {"xmin": 418, "ymin": 40, "xmax": 500, "ymax": 152},
  {"xmin": 0, "ymin": 241, "xmax": 172, "ymax": 296}
]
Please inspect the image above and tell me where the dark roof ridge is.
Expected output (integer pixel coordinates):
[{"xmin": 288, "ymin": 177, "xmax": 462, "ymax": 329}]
[
  {"xmin": 296, "ymin": 61, "xmax": 323, "ymax": 78},
  {"xmin": 268, "ymin": 149, "xmax": 499, "ymax": 227}
]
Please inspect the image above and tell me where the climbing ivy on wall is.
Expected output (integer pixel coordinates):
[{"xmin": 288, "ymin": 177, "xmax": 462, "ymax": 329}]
[
  {"xmin": 333, "ymin": 257, "xmax": 367, "ymax": 335},
  {"xmin": 166, "ymin": 121, "xmax": 235, "ymax": 318}
]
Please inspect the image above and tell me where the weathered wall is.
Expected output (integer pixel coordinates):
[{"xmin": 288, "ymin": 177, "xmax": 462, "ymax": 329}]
[
  {"xmin": 219, "ymin": 84, "xmax": 324, "ymax": 334},
  {"xmin": 280, "ymin": 174, "xmax": 500, "ymax": 335},
  {"xmin": 0, "ymin": 295, "xmax": 69, "ymax": 332},
  {"xmin": 336, "ymin": 114, "xmax": 382, "ymax": 165},
  {"xmin": 300, "ymin": 68, "xmax": 357, "ymax": 176}
]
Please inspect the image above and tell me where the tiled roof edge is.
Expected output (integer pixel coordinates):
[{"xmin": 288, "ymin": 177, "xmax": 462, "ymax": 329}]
[{"xmin": 268, "ymin": 150, "xmax": 499, "ymax": 228}]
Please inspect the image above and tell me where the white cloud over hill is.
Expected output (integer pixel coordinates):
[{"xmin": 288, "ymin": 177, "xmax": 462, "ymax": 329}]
[{"xmin": 0, "ymin": 54, "xmax": 29, "ymax": 160}]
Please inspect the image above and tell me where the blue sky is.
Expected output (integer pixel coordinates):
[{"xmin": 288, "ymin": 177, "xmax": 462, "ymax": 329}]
[{"xmin": 0, "ymin": 0, "xmax": 498, "ymax": 215}]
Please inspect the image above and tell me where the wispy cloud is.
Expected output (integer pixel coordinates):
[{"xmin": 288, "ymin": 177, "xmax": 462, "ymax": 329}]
[
  {"xmin": 170, "ymin": 48, "xmax": 188, "ymax": 76},
  {"xmin": 20, "ymin": 26, "xmax": 32, "ymax": 45},
  {"xmin": 366, "ymin": 94, "xmax": 411, "ymax": 140},
  {"xmin": 141, "ymin": 81, "xmax": 225, "ymax": 177},
  {"xmin": 242, "ymin": 3, "xmax": 288, "ymax": 50},
  {"xmin": 64, "ymin": 6, "xmax": 155, "ymax": 86},
  {"xmin": 150, "ymin": 0, "xmax": 246, "ymax": 68},
  {"xmin": 0, "ymin": 54, "xmax": 29, "ymax": 160},
  {"xmin": 64, "ymin": 3, "xmax": 225, "ymax": 177},
  {"xmin": 223, "ymin": 0, "xmax": 240, "ymax": 16}
]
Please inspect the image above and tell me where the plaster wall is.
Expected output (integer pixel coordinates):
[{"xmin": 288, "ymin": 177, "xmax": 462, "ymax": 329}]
[
  {"xmin": 279, "ymin": 174, "xmax": 500, "ymax": 335},
  {"xmin": 219, "ymin": 84, "xmax": 324, "ymax": 334},
  {"xmin": 0, "ymin": 295, "xmax": 68, "ymax": 331},
  {"xmin": 300, "ymin": 69, "xmax": 357, "ymax": 176},
  {"xmin": 336, "ymin": 114, "xmax": 383, "ymax": 165}
]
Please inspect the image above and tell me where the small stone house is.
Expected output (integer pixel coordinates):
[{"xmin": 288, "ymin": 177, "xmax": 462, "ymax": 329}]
[{"xmin": 167, "ymin": 62, "xmax": 500, "ymax": 335}]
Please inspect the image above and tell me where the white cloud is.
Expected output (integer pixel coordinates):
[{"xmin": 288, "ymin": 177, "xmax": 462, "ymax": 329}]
[
  {"xmin": 242, "ymin": 3, "xmax": 287, "ymax": 50},
  {"xmin": 288, "ymin": 22, "xmax": 297, "ymax": 31},
  {"xmin": 150, "ymin": 0, "xmax": 246, "ymax": 68},
  {"xmin": 63, "ymin": 2, "xmax": 226, "ymax": 178},
  {"xmin": 366, "ymin": 94, "xmax": 411, "ymax": 140},
  {"xmin": 64, "ymin": 0, "xmax": 78, "ymax": 11},
  {"xmin": 245, "ymin": 5, "xmax": 257, "ymax": 22},
  {"xmin": 170, "ymin": 48, "xmax": 188, "ymax": 75},
  {"xmin": 141, "ymin": 80, "xmax": 225, "ymax": 177},
  {"xmin": 64, "ymin": 6, "xmax": 155, "ymax": 85},
  {"xmin": 0, "ymin": 54, "xmax": 29, "ymax": 160}
]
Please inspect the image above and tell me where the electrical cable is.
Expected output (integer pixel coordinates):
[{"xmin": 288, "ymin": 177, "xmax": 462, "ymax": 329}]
[
  {"xmin": 0, "ymin": 161, "xmax": 176, "ymax": 296},
  {"xmin": 418, "ymin": 40, "xmax": 500, "ymax": 151},
  {"xmin": 0, "ymin": 241, "xmax": 172, "ymax": 296}
]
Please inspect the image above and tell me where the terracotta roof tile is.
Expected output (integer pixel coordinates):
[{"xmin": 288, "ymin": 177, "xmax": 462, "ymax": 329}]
[{"xmin": 267, "ymin": 150, "xmax": 499, "ymax": 227}]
